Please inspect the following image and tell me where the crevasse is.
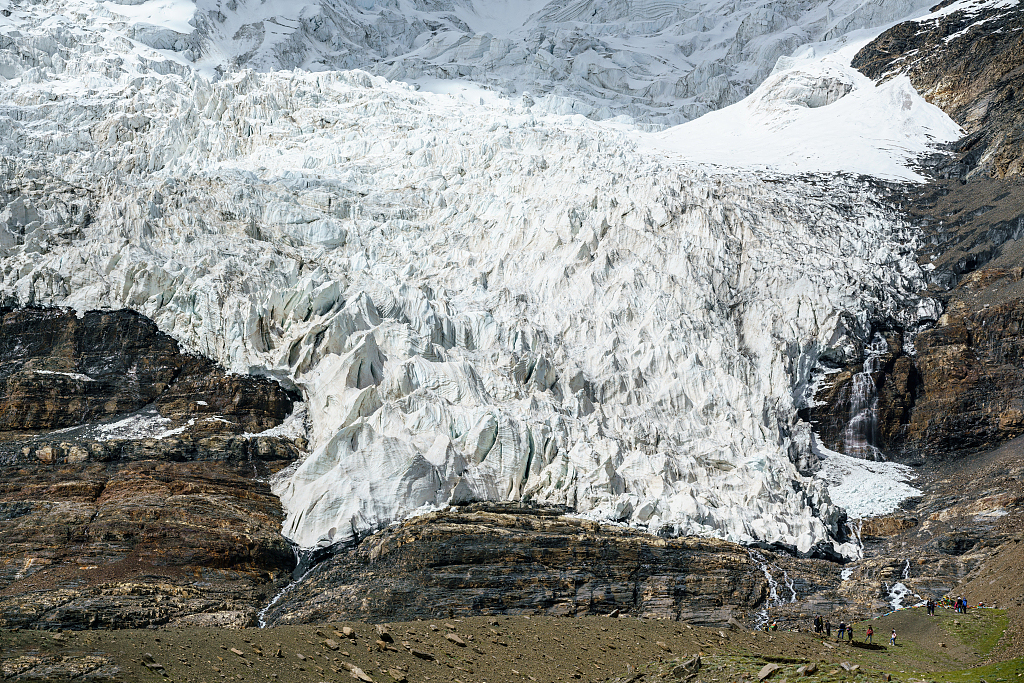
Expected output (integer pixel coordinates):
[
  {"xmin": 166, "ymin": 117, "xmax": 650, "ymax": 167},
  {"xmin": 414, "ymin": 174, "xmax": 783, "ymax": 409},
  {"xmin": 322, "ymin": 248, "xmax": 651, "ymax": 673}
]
[{"xmin": 0, "ymin": 0, "xmax": 947, "ymax": 556}]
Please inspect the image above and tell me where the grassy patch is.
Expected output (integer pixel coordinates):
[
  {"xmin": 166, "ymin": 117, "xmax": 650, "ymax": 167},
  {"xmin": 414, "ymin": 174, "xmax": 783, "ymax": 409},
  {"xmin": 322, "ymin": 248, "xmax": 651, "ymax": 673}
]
[
  {"xmin": 950, "ymin": 610, "xmax": 1007, "ymax": 655},
  {"xmin": 652, "ymin": 653, "xmax": 882, "ymax": 683},
  {"xmin": 926, "ymin": 656, "xmax": 1024, "ymax": 682},
  {"xmin": 943, "ymin": 610, "xmax": 1010, "ymax": 657}
]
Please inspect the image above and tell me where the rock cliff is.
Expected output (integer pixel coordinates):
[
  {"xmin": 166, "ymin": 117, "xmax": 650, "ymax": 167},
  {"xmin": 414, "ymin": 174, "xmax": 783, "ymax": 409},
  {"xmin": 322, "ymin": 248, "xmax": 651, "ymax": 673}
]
[
  {"xmin": 853, "ymin": 0, "xmax": 1024, "ymax": 180},
  {"xmin": 0, "ymin": 307, "xmax": 295, "ymax": 433},
  {"xmin": 262, "ymin": 503, "xmax": 772, "ymax": 627},
  {"xmin": 0, "ymin": 306, "xmax": 304, "ymax": 629}
]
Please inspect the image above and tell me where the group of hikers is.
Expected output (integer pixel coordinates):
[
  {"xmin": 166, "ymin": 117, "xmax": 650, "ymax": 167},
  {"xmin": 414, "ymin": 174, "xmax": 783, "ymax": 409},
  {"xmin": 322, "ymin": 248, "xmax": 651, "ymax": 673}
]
[
  {"xmin": 767, "ymin": 594, "xmax": 972, "ymax": 646},
  {"xmin": 809, "ymin": 615, "xmax": 896, "ymax": 645}
]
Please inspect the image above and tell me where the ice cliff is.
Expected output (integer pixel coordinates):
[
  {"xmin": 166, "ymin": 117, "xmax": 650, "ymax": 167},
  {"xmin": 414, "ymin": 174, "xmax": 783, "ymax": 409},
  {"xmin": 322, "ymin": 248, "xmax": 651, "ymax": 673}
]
[{"xmin": 0, "ymin": 0, "xmax": 959, "ymax": 555}]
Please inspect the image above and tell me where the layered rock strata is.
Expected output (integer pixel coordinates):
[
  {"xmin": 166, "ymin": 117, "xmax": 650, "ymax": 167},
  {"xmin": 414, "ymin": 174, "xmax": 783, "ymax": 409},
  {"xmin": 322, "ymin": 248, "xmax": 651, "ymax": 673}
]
[
  {"xmin": 0, "ymin": 306, "xmax": 303, "ymax": 629},
  {"xmin": 262, "ymin": 503, "xmax": 774, "ymax": 627}
]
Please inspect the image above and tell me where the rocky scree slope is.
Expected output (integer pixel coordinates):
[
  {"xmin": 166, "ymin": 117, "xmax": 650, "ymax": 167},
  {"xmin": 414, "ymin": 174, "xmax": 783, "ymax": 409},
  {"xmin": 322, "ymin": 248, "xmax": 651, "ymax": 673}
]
[{"xmin": 0, "ymin": 306, "xmax": 303, "ymax": 629}]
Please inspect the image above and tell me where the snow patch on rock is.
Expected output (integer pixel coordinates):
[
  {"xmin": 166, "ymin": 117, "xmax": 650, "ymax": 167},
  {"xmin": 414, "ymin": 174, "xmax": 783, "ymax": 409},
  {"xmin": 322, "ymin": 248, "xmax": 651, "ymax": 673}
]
[{"xmin": 812, "ymin": 433, "xmax": 921, "ymax": 520}]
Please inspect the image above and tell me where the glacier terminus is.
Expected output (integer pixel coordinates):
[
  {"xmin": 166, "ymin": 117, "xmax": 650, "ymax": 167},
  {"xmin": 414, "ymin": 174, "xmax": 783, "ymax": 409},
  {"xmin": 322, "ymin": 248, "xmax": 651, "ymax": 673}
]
[{"xmin": 0, "ymin": 0, "xmax": 967, "ymax": 560}]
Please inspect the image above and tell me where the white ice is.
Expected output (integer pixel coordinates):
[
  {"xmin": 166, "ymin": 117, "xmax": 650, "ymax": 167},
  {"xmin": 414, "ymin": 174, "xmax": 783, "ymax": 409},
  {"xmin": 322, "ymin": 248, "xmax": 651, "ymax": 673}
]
[
  {"xmin": 0, "ymin": 0, "xmax": 959, "ymax": 557},
  {"xmin": 812, "ymin": 433, "xmax": 921, "ymax": 520}
]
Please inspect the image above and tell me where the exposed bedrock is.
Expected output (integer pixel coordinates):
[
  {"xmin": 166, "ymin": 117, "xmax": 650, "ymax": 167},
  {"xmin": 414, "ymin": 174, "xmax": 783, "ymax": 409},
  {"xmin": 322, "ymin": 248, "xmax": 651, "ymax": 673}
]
[
  {"xmin": 853, "ymin": 0, "xmax": 1024, "ymax": 180},
  {"xmin": 805, "ymin": 329, "xmax": 918, "ymax": 459},
  {"xmin": 262, "ymin": 503, "xmax": 787, "ymax": 627},
  {"xmin": 0, "ymin": 306, "xmax": 296, "ymax": 433},
  {"xmin": 0, "ymin": 306, "xmax": 303, "ymax": 629}
]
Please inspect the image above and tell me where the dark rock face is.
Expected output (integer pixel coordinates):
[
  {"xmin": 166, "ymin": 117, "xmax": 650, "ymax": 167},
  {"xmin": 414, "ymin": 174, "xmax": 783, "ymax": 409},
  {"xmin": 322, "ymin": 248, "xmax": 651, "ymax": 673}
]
[
  {"xmin": 0, "ymin": 306, "xmax": 303, "ymax": 629},
  {"xmin": 809, "ymin": 291, "xmax": 1024, "ymax": 460},
  {"xmin": 811, "ymin": 4, "xmax": 1024, "ymax": 462},
  {"xmin": 853, "ymin": 0, "xmax": 1024, "ymax": 179},
  {"xmin": 0, "ymin": 306, "xmax": 294, "ymax": 433},
  {"xmin": 263, "ymin": 504, "xmax": 774, "ymax": 628},
  {"xmin": 807, "ymin": 331, "xmax": 919, "ymax": 458},
  {"xmin": 907, "ymin": 296, "xmax": 1024, "ymax": 454}
]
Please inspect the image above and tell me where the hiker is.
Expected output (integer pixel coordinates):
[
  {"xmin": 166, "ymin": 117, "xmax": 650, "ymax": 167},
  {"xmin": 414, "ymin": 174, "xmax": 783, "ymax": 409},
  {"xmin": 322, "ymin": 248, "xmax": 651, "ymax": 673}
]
[
  {"xmin": 866, "ymin": 625, "xmax": 873, "ymax": 644},
  {"xmin": 847, "ymin": 625, "xmax": 853, "ymax": 643},
  {"xmin": 927, "ymin": 599, "xmax": 935, "ymax": 616},
  {"xmin": 837, "ymin": 621, "xmax": 845, "ymax": 641},
  {"xmin": 825, "ymin": 619, "xmax": 831, "ymax": 638},
  {"xmin": 814, "ymin": 615, "xmax": 822, "ymax": 634},
  {"xmin": 890, "ymin": 629, "xmax": 897, "ymax": 646}
]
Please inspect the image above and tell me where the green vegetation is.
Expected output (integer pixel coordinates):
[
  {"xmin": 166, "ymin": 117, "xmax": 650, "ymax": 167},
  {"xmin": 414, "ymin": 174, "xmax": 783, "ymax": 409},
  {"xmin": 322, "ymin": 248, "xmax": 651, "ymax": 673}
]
[
  {"xmin": 639, "ymin": 608, "xmax": 1018, "ymax": 683},
  {"xmin": 944, "ymin": 609, "xmax": 1010, "ymax": 657},
  {"xmin": 932, "ymin": 657, "xmax": 1024, "ymax": 683}
]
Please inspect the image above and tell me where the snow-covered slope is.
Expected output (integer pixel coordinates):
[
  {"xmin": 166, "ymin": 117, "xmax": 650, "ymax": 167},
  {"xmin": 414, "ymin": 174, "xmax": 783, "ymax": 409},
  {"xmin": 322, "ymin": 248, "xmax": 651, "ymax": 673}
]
[
  {"xmin": 0, "ymin": 0, "xmax": 957, "ymax": 556},
  {"xmin": 644, "ymin": 37, "xmax": 963, "ymax": 181},
  {"xmin": 2, "ymin": 0, "xmax": 940, "ymax": 127}
]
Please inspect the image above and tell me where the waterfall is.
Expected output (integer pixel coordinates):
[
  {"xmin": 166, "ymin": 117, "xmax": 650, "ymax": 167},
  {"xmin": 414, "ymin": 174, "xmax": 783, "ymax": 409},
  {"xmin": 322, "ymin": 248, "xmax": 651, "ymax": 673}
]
[
  {"xmin": 843, "ymin": 333, "xmax": 888, "ymax": 460},
  {"xmin": 885, "ymin": 559, "xmax": 923, "ymax": 611},
  {"xmin": 846, "ymin": 518, "xmax": 864, "ymax": 560},
  {"xmin": 257, "ymin": 547, "xmax": 308, "ymax": 628},
  {"xmin": 782, "ymin": 570, "xmax": 797, "ymax": 603},
  {"xmin": 749, "ymin": 549, "xmax": 797, "ymax": 629}
]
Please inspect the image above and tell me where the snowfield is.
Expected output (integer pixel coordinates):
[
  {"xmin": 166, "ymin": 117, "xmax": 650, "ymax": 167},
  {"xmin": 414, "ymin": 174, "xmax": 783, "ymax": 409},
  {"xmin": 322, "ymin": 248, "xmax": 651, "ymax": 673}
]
[{"xmin": 0, "ymin": 0, "xmax": 962, "ymax": 556}]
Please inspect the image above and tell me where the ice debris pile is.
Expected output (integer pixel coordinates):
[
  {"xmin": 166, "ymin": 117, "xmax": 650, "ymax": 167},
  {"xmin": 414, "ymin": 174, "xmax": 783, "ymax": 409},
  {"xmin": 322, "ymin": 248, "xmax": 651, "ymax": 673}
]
[{"xmin": 0, "ymin": 0, "xmax": 954, "ymax": 555}]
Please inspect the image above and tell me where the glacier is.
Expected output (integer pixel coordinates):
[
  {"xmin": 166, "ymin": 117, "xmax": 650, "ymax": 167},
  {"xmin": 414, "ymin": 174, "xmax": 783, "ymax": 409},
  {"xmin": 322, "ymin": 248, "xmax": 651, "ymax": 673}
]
[
  {"xmin": 2, "ymin": 0, "xmax": 943, "ymax": 127},
  {"xmin": 0, "ymin": 0, "xmax": 959, "ymax": 556}
]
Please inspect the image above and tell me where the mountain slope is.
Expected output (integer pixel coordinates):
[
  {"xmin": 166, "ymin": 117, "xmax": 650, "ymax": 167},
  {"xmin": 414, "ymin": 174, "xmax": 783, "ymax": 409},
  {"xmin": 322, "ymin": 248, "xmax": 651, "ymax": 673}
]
[
  {"xmin": 2, "ymin": 0, "xmax": 941, "ymax": 126},
  {"xmin": 0, "ymin": 0, "xmax": 968, "ymax": 560}
]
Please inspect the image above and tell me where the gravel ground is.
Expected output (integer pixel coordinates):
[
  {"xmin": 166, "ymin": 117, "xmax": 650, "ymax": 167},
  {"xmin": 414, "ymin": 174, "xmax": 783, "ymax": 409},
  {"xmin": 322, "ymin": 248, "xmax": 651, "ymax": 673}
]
[{"xmin": 1, "ymin": 607, "xmax": 1020, "ymax": 683}]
